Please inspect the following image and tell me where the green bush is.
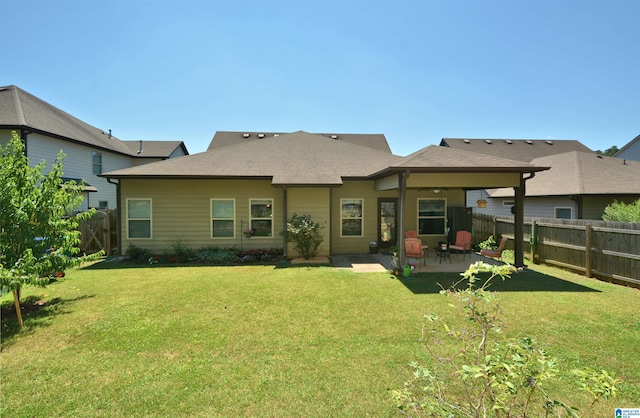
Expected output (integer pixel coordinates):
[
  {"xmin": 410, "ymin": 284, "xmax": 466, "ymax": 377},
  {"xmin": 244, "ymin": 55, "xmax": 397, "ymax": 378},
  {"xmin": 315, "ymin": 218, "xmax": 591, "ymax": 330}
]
[
  {"xmin": 125, "ymin": 244, "xmax": 152, "ymax": 263},
  {"xmin": 392, "ymin": 261, "xmax": 619, "ymax": 417},
  {"xmin": 602, "ymin": 198, "xmax": 640, "ymax": 222},
  {"xmin": 283, "ymin": 213, "xmax": 324, "ymax": 260}
]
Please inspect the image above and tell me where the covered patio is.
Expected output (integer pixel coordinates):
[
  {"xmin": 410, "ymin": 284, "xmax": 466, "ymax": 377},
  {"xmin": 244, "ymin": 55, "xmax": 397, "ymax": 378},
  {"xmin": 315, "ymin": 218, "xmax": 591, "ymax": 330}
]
[{"xmin": 331, "ymin": 252, "xmax": 506, "ymax": 274}]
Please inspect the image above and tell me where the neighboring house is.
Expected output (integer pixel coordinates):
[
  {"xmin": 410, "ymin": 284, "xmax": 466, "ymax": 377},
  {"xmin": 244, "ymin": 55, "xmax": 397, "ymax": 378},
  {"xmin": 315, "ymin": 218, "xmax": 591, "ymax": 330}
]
[
  {"xmin": 483, "ymin": 152, "xmax": 640, "ymax": 219},
  {"xmin": 438, "ymin": 138, "xmax": 640, "ymax": 220},
  {"xmin": 102, "ymin": 131, "xmax": 548, "ymax": 264},
  {"xmin": 614, "ymin": 134, "xmax": 640, "ymax": 162},
  {"xmin": 0, "ymin": 85, "xmax": 188, "ymax": 210}
]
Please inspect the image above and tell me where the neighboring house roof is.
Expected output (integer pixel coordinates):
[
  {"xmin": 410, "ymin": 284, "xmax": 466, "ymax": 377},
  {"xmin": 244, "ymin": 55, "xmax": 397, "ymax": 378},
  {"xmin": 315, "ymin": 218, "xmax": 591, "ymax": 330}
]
[
  {"xmin": 440, "ymin": 138, "xmax": 594, "ymax": 162},
  {"xmin": 208, "ymin": 131, "xmax": 392, "ymax": 153},
  {"xmin": 104, "ymin": 131, "xmax": 402, "ymax": 185},
  {"xmin": 0, "ymin": 85, "xmax": 187, "ymax": 158},
  {"xmin": 487, "ymin": 151, "xmax": 640, "ymax": 197},
  {"xmin": 122, "ymin": 140, "xmax": 189, "ymax": 158},
  {"xmin": 613, "ymin": 134, "xmax": 640, "ymax": 160},
  {"xmin": 104, "ymin": 131, "xmax": 547, "ymax": 186}
]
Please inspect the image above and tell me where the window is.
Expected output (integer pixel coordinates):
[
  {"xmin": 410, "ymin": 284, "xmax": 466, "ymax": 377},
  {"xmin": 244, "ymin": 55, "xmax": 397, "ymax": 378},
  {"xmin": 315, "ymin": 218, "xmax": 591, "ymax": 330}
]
[
  {"xmin": 418, "ymin": 198, "xmax": 446, "ymax": 235},
  {"xmin": 211, "ymin": 199, "xmax": 235, "ymax": 238},
  {"xmin": 92, "ymin": 152, "xmax": 102, "ymax": 175},
  {"xmin": 341, "ymin": 198, "xmax": 363, "ymax": 236},
  {"xmin": 98, "ymin": 201, "xmax": 108, "ymax": 209},
  {"xmin": 250, "ymin": 199, "xmax": 273, "ymax": 237},
  {"xmin": 127, "ymin": 199, "xmax": 152, "ymax": 238},
  {"xmin": 555, "ymin": 207, "xmax": 572, "ymax": 219},
  {"xmin": 502, "ymin": 201, "xmax": 515, "ymax": 206}
]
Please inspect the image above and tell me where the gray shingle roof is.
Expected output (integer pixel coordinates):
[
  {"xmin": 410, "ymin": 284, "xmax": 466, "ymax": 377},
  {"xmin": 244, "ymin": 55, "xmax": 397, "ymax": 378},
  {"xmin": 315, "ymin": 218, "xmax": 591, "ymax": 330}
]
[
  {"xmin": 440, "ymin": 138, "xmax": 594, "ymax": 162},
  {"xmin": 104, "ymin": 131, "xmax": 402, "ymax": 185},
  {"xmin": 208, "ymin": 131, "xmax": 392, "ymax": 153},
  {"xmin": 0, "ymin": 85, "xmax": 187, "ymax": 158},
  {"xmin": 488, "ymin": 152, "xmax": 640, "ymax": 197},
  {"xmin": 122, "ymin": 140, "xmax": 188, "ymax": 158},
  {"xmin": 387, "ymin": 145, "xmax": 542, "ymax": 172}
]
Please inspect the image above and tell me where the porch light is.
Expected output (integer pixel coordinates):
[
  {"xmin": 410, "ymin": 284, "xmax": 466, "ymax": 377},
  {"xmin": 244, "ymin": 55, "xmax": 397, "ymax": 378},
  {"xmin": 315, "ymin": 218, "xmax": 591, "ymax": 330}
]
[{"xmin": 476, "ymin": 199, "xmax": 487, "ymax": 208}]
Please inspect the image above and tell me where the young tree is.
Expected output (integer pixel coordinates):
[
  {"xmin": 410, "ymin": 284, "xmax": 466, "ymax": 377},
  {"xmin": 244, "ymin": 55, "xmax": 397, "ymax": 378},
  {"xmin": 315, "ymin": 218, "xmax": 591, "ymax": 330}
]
[
  {"xmin": 0, "ymin": 131, "xmax": 103, "ymax": 328},
  {"xmin": 283, "ymin": 213, "xmax": 324, "ymax": 260}
]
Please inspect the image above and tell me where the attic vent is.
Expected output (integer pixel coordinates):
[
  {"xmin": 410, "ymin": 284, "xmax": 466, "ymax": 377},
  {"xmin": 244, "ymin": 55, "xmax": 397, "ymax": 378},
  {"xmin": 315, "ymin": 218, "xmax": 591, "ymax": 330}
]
[
  {"xmin": 505, "ymin": 140, "xmax": 513, "ymax": 144},
  {"xmin": 485, "ymin": 140, "xmax": 493, "ymax": 144},
  {"xmin": 545, "ymin": 140, "xmax": 553, "ymax": 145},
  {"xmin": 243, "ymin": 133, "xmax": 250, "ymax": 138},
  {"xmin": 257, "ymin": 133, "xmax": 265, "ymax": 138},
  {"xmin": 526, "ymin": 140, "xmax": 533, "ymax": 145},
  {"xmin": 330, "ymin": 135, "xmax": 338, "ymax": 139},
  {"xmin": 273, "ymin": 134, "xmax": 279, "ymax": 137},
  {"xmin": 463, "ymin": 139, "xmax": 470, "ymax": 144}
]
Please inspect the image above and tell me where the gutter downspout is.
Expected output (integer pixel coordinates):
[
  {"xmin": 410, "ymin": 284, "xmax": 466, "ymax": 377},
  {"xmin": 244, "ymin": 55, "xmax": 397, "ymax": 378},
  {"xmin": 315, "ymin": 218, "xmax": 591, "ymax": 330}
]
[
  {"xmin": 107, "ymin": 177, "xmax": 121, "ymax": 255},
  {"xmin": 282, "ymin": 186, "xmax": 288, "ymax": 258}
]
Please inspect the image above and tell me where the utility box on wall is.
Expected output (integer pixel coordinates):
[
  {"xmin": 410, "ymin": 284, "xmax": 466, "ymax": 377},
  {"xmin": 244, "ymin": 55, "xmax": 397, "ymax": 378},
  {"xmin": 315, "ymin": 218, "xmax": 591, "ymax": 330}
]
[{"xmin": 447, "ymin": 207, "xmax": 473, "ymax": 243}]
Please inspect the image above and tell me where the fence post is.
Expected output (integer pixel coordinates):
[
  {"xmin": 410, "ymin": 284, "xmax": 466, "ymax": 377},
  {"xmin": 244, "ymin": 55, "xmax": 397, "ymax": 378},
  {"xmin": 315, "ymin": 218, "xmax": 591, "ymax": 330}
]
[
  {"xmin": 531, "ymin": 220, "xmax": 537, "ymax": 263},
  {"xmin": 492, "ymin": 216, "xmax": 497, "ymax": 240},
  {"xmin": 585, "ymin": 224, "xmax": 592, "ymax": 278}
]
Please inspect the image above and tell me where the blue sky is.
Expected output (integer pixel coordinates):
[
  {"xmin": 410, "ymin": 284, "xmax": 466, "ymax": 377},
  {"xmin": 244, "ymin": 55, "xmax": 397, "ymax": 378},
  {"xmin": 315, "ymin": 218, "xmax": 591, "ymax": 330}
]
[{"xmin": 4, "ymin": 0, "xmax": 639, "ymax": 155}]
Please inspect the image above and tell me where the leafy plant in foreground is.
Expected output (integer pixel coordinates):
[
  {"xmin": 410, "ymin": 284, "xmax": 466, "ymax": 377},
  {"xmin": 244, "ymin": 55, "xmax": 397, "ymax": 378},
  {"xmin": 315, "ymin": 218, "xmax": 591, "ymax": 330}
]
[{"xmin": 392, "ymin": 261, "xmax": 619, "ymax": 417}]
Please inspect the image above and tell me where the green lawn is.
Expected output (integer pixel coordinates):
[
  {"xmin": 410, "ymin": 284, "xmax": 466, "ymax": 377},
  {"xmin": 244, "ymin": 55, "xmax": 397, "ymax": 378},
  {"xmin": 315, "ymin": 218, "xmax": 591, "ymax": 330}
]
[{"xmin": 1, "ymin": 260, "xmax": 638, "ymax": 417}]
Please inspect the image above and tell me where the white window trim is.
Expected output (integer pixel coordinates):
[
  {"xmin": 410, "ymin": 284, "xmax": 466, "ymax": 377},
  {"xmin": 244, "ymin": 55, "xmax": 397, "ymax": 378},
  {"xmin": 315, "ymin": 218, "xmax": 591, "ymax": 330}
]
[
  {"xmin": 340, "ymin": 198, "xmax": 364, "ymax": 237},
  {"xmin": 417, "ymin": 198, "xmax": 447, "ymax": 235},
  {"xmin": 554, "ymin": 207, "xmax": 573, "ymax": 219},
  {"xmin": 126, "ymin": 198, "xmax": 152, "ymax": 239},
  {"xmin": 249, "ymin": 198, "xmax": 274, "ymax": 238},
  {"xmin": 211, "ymin": 198, "xmax": 236, "ymax": 239}
]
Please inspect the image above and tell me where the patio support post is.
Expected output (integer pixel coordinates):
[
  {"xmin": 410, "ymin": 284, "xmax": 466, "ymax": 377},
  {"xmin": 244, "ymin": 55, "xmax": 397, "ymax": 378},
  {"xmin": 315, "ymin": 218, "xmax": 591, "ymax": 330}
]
[
  {"xmin": 397, "ymin": 171, "xmax": 409, "ymax": 266},
  {"xmin": 514, "ymin": 175, "xmax": 525, "ymax": 267}
]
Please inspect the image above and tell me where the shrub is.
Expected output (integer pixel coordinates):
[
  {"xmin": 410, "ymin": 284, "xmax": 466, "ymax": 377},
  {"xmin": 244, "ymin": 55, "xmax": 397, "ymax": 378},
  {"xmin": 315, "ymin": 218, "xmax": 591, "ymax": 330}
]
[
  {"xmin": 170, "ymin": 239, "xmax": 194, "ymax": 263},
  {"xmin": 392, "ymin": 261, "xmax": 619, "ymax": 417},
  {"xmin": 125, "ymin": 243, "xmax": 152, "ymax": 263},
  {"xmin": 283, "ymin": 213, "xmax": 324, "ymax": 260},
  {"xmin": 478, "ymin": 234, "xmax": 497, "ymax": 250},
  {"xmin": 602, "ymin": 198, "xmax": 640, "ymax": 222}
]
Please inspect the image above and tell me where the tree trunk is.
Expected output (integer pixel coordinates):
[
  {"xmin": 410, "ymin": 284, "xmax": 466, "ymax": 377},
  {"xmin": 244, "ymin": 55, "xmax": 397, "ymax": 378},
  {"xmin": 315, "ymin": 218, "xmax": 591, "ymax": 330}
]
[{"xmin": 13, "ymin": 289, "xmax": 24, "ymax": 329}]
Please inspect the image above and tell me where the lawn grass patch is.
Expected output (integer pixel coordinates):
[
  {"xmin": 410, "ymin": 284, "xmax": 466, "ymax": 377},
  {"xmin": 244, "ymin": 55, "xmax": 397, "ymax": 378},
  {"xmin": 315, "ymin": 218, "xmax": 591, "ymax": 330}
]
[{"xmin": 1, "ymin": 261, "xmax": 638, "ymax": 416}]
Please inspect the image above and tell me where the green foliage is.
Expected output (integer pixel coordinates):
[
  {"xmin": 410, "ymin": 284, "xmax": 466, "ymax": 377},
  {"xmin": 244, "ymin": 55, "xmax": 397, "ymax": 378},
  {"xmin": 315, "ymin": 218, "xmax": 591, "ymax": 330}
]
[
  {"xmin": 392, "ymin": 261, "xmax": 620, "ymax": 417},
  {"xmin": 595, "ymin": 145, "xmax": 619, "ymax": 156},
  {"xmin": 125, "ymin": 243, "xmax": 152, "ymax": 263},
  {"xmin": 478, "ymin": 235, "xmax": 498, "ymax": 250},
  {"xmin": 283, "ymin": 213, "xmax": 324, "ymax": 260},
  {"xmin": 0, "ymin": 131, "xmax": 103, "ymax": 297},
  {"xmin": 601, "ymin": 198, "xmax": 640, "ymax": 222}
]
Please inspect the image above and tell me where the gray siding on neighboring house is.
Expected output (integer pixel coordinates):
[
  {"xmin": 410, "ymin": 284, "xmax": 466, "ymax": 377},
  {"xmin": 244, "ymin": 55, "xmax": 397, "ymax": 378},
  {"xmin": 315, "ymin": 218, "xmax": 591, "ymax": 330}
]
[
  {"xmin": 1, "ymin": 129, "xmax": 130, "ymax": 209},
  {"xmin": 466, "ymin": 190, "xmax": 578, "ymax": 219},
  {"xmin": 615, "ymin": 145, "xmax": 640, "ymax": 162}
]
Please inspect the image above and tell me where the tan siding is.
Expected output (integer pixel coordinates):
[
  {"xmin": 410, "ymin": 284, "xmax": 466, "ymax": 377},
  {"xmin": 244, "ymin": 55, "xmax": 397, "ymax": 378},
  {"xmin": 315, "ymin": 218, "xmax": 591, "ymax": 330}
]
[
  {"xmin": 120, "ymin": 179, "xmax": 284, "ymax": 254},
  {"xmin": 286, "ymin": 188, "xmax": 331, "ymax": 256},
  {"xmin": 331, "ymin": 181, "xmax": 397, "ymax": 254}
]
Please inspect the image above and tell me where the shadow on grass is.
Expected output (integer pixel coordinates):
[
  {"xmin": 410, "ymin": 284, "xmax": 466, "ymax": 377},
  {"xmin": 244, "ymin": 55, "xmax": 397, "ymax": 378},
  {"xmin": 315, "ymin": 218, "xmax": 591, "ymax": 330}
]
[
  {"xmin": 399, "ymin": 269, "xmax": 600, "ymax": 294},
  {"xmin": 82, "ymin": 258, "xmax": 287, "ymax": 270},
  {"xmin": 1, "ymin": 294, "xmax": 95, "ymax": 348}
]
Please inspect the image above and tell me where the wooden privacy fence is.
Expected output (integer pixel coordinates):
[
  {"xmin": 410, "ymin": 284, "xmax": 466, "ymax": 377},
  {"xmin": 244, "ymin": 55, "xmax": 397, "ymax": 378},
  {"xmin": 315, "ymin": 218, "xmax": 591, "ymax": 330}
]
[
  {"xmin": 77, "ymin": 209, "xmax": 117, "ymax": 256},
  {"xmin": 472, "ymin": 214, "xmax": 640, "ymax": 287}
]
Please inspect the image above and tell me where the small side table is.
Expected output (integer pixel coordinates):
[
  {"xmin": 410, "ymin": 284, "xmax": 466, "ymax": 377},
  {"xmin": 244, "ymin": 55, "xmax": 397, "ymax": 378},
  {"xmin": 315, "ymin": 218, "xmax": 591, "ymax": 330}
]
[{"xmin": 434, "ymin": 247, "xmax": 452, "ymax": 264}]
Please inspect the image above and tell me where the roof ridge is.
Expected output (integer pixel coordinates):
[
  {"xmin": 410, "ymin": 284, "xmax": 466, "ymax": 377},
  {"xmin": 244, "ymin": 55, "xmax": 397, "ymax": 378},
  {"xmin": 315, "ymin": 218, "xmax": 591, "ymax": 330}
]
[{"xmin": 11, "ymin": 86, "xmax": 26, "ymax": 126}]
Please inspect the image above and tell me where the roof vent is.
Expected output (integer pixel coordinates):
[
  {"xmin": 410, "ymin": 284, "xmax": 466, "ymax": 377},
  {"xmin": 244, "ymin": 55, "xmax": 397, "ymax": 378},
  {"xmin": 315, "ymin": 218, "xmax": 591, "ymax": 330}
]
[
  {"xmin": 526, "ymin": 140, "xmax": 533, "ymax": 145},
  {"xmin": 257, "ymin": 133, "xmax": 265, "ymax": 138},
  {"xmin": 330, "ymin": 135, "xmax": 338, "ymax": 139},
  {"xmin": 243, "ymin": 133, "xmax": 250, "ymax": 138},
  {"xmin": 485, "ymin": 139, "xmax": 493, "ymax": 144},
  {"xmin": 273, "ymin": 134, "xmax": 279, "ymax": 137},
  {"xmin": 505, "ymin": 140, "xmax": 513, "ymax": 144},
  {"xmin": 545, "ymin": 140, "xmax": 553, "ymax": 145},
  {"xmin": 597, "ymin": 155, "xmax": 603, "ymax": 159},
  {"xmin": 463, "ymin": 139, "xmax": 470, "ymax": 144}
]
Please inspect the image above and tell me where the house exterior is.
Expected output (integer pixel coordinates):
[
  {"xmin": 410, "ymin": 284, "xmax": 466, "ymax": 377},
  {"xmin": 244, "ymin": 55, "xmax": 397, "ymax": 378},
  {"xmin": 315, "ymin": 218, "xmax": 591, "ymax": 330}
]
[
  {"xmin": 102, "ymin": 131, "xmax": 549, "ymax": 266},
  {"xmin": 614, "ymin": 134, "xmax": 640, "ymax": 162},
  {"xmin": 438, "ymin": 138, "xmax": 640, "ymax": 220},
  {"xmin": 0, "ymin": 85, "xmax": 188, "ymax": 210}
]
